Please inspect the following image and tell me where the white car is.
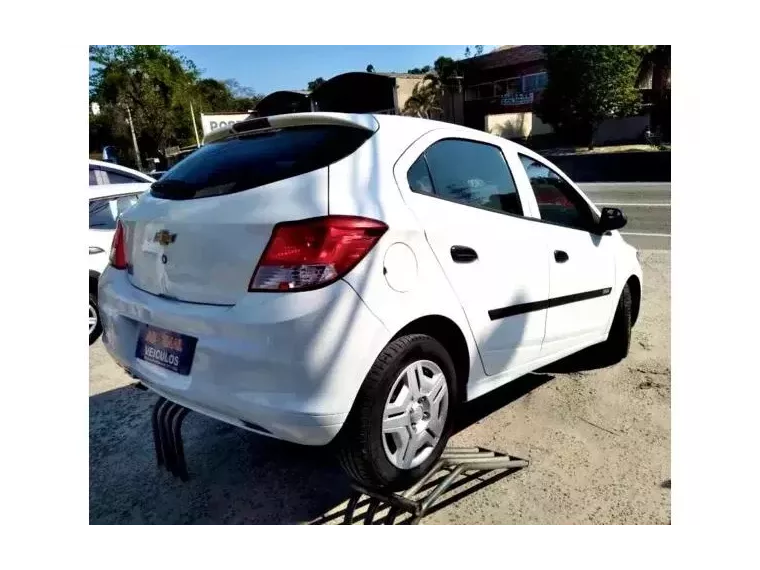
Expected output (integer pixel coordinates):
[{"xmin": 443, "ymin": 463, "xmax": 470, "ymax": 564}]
[
  {"xmin": 89, "ymin": 182, "xmax": 152, "ymax": 344},
  {"xmin": 99, "ymin": 113, "xmax": 642, "ymax": 488},
  {"xmin": 89, "ymin": 158, "xmax": 156, "ymax": 186}
]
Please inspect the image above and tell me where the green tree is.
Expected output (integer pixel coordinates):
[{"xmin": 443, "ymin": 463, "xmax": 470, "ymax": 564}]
[
  {"xmin": 536, "ymin": 45, "xmax": 642, "ymax": 149},
  {"xmin": 89, "ymin": 45, "xmax": 201, "ymax": 166},
  {"xmin": 366, "ymin": 64, "xmax": 375, "ymax": 73},
  {"xmin": 407, "ymin": 65, "xmax": 431, "ymax": 74},
  {"xmin": 195, "ymin": 78, "xmax": 236, "ymax": 111},
  {"xmin": 307, "ymin": 77, "xmax": 326, "ymax": 91},
  {"xmin": 223, "ymin": 78, "xmax": 263, "ymax": 110}
]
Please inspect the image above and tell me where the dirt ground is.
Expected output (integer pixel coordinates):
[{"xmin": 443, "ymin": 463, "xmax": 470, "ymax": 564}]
[{"xmin": 89, "ymin": 251, "xmax": 670, "ymax": 524}]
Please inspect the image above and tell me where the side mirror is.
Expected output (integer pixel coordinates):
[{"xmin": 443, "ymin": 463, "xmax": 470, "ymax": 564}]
[{"xmin": 598, "ymin": 207, "xmax": 627, "ymax": 233}]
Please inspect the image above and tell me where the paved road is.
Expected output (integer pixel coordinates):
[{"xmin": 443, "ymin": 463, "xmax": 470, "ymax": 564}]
[{"xmin": 580, "ymin": 183, "xmax": 671, "ymax": 251}]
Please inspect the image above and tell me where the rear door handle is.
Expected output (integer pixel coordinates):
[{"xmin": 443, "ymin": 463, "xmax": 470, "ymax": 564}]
[
  {"xmin": 554, "ymin": 250, "xmax": 569, "ymax": 263},
  {"xmin": 451, "ymin": 245, "xmax": 478, "ymax": 263}
]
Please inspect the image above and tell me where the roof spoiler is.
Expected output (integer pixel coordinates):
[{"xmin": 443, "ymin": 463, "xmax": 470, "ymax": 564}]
[{"xmin": 202, "ymin": 112, "xmax": 380, "ymax": 145}]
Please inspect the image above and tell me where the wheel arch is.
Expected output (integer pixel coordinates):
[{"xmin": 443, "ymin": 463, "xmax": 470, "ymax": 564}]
[
  {"xmin": 390, "ymin": 314, "xmax": 470, "ymax": 401},
  {"xmin": 90, "ymin": 270, "xmax": 100, "ymax": 297}
]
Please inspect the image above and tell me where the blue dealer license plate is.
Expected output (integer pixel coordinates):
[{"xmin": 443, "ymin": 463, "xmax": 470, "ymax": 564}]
[{"xmin": 135, "ymin": 325, "xmax": 197, "ymax": 375}]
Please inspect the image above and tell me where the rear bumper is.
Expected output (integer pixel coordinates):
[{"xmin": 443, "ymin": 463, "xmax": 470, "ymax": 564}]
[{"xmin": 98, "ymin": 268, "xmax": 390, "ymax": 446}]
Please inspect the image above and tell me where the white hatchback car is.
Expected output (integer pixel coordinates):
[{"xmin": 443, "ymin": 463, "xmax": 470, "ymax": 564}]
[
  {"xmin": 89, "ymin": 183, "xmax": 152, "ymax": 344},
  {"xmin": 99, "ymin": 113, "xmax": 642, "ymax": 488},
  {"xmin": 89, "ymin": 158, "xmax": 156, "ymax": 186}
]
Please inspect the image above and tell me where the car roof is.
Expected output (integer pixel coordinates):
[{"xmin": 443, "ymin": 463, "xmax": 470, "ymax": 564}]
[
  {"xmin": 88, "ymin": 182, "xmax": 152, "ymax": 201},
  {"xmin": 89, "ymin": 159, "xmax": 156, "ymax": 183},
  {"xmin": 371, "ymin": 113, "xmax": 537, "ymax": 153}
]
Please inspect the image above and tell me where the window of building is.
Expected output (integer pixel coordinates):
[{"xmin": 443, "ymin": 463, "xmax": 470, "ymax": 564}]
[
  {"xmin": 522, "ymin": 72, "xmax": 548, "ymax": 93},
  {"xmin": 505, "ymin": 77, "xmax": 522, "ymax": 95},
  {"xmin": 477, "ymin": 84, "xmax": 494, "ymax": 99}
]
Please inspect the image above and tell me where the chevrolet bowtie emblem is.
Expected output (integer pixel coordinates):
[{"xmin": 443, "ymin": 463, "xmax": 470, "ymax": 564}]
[{"xmin": 153, "ymin": 230, "xmax": 177, "ymax": 246}]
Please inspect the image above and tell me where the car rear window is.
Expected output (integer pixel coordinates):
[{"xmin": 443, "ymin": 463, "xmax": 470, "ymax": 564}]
[{"xmin": 150, "ymin": 125, "xmax": 374, "ymax": 200}]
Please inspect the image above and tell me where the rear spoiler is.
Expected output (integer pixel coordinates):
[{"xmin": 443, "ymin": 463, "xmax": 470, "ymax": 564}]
[{"xmin": 202, "ymin": 112, "xmax": 380, "ymax": 145}]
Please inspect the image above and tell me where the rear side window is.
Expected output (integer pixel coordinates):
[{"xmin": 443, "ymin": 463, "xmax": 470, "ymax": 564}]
[
  {"xmin": 151, "ymin": 125, "xmax": 374, "ymax": 200},
  {"xmin": 414, "ymin": 139, "xmax": 523, "ymax": 217},
  {"xmin": 407, "ymin": 156, "xmax": 434, "ymax": 195},
  {"xmin": 89, "ymin": 194, "xmax": 140, "ymax": 229},
  {"xmin": 105, "ymin": 170, "xmax": 142, "ymax": 184},
  {"xmin": 90, "ymin": 167, "xmax": 109, "ymax": 185}
]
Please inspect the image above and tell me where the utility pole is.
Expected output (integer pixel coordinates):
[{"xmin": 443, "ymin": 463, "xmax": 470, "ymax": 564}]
[
  {"xmin": 190, "ymin": 100, "xmax": 201, "ymax": 148},
  {"xmin": 125, "ymin": 105, "xmax": 143, "ymax": 172}
]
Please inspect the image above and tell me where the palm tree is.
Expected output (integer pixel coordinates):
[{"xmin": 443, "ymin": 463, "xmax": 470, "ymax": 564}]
[
  {"xmin": 636, "ymin": 45, "xmax": 671, "ymax": 92},
  {"xmin": 406, "ymin": 57, "xmax": 461, "ymax": 120},
  {"xmin": 636, "ymin": 45, "xmax": 671, "ymax": 141},
  {"xmin": 402, "ymin": 82, "xmax": 442, "ymax": 119}
]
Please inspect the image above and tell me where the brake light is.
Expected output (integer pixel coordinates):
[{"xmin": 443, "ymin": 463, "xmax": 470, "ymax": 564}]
[
  {"xmin": 250, "ymin": 216, "xmax": 388, "ymax": 291},
  {"xmin": 109, "ymin": 219, "xmax": 128, "ymax": 270}
]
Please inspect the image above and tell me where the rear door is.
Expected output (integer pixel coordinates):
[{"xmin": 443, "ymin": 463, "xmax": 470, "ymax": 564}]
[
  {"xmin": 121, "ymin": 123, "xmax": 375, "ymax": 306},
  {"xmin": 514, "ymin": 154, "xmax": 616, "ymax": 355},
  {"xmin": 395, "ymin": 130, "xmax": 550, "ymax": 377}
]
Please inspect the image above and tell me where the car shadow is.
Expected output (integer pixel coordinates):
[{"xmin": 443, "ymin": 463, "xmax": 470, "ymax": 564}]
[
  {"xmin": 90, "ymin": 383, "xmax": 350, "ymax": 524},
  {"xmin": 537, "ymin": 345, "xmax": 619, "ymax": 373},
  {"xmin": 90, "ymin": 373, "xmax": 554, "ymax": 524}
]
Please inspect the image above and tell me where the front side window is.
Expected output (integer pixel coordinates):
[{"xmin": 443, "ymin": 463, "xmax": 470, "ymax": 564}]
[
  {"xmin": 518, "ymin": 155, "xmax": 595, "ymax": 231},
  {"xmin": 411, "ymin": 139, "xmax": 523, "ymax": 217}
]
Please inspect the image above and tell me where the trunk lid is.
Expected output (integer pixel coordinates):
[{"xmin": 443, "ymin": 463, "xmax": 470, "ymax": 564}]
[{"xmin": 120, "ymin": 117, "xmax": 377, "ymax": 305}]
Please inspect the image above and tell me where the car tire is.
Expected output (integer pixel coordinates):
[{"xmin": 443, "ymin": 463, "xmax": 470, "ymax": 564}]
[
  {"xmin": 89, "ymin": 293, "xmax": 103, "ymax": 345},
  {"xmin": 337, "ymin": 333, "xmax": 459, "ymax": 491},
  {"xmin": 598, "ymin": 283, "xmax": 632, "ymax": 364}
]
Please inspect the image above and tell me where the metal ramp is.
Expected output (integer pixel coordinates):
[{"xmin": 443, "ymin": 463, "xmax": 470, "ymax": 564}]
[
  {"xmin": 149, "ymin": 396, "xmax": 529, "ymax": 524},
  {"xmin": 326, "ymin": 448, "xmax": 529, "ymax": 525}
]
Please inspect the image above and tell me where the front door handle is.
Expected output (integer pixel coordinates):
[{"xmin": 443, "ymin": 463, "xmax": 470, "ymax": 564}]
[
  {"xmin": 554, "ymin": 250, "xmax": 569, "ymax": 263},
  {"xmin": 451, "ymin": 245, "xmax": 478, "ymax": 263}
]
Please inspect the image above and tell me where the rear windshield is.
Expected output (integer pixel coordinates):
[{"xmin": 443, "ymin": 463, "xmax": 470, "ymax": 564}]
[{"xmin": 150, "ymin": 125, "xmax": 373, "ymax": 200}]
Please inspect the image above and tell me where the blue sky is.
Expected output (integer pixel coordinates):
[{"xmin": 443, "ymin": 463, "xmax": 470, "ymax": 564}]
[
  {"xmin": 172, "ymin": 44, "xmax": 467, "ymax": 94},
  {"xmin": 171, "ymin": 45, "xmax": 496, "ymax": 94}
]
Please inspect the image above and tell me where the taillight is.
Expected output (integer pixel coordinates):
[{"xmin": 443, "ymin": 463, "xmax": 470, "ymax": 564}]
[
  {"xmin": 249, "ymin": 216, "xmax": 388, "ymax": 292},
  {"xmin": 109, "ymin": 219, "xmax": 128, "ymax": 270}
]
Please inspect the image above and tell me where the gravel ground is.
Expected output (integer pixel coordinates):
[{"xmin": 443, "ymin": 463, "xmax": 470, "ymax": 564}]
[{"xmin": 90, "ymin": 251, "xmax": 670, "ymax": 524}]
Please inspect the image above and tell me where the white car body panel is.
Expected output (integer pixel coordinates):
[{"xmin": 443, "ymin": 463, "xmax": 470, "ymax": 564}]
[
  {"xmin": 89, "ymin": 159, "xmax": 156, "ymax": 184},
  {"xmin": 99, "ymin": 112, "xmax": 643, "ymax": 446},
  {"xmin": 391, "ymin": 127, "xmax": 551, "ymax": 377},
  {"xmin": 98, "ymin": 268, "xmax": 389, "ymax": 444}
]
